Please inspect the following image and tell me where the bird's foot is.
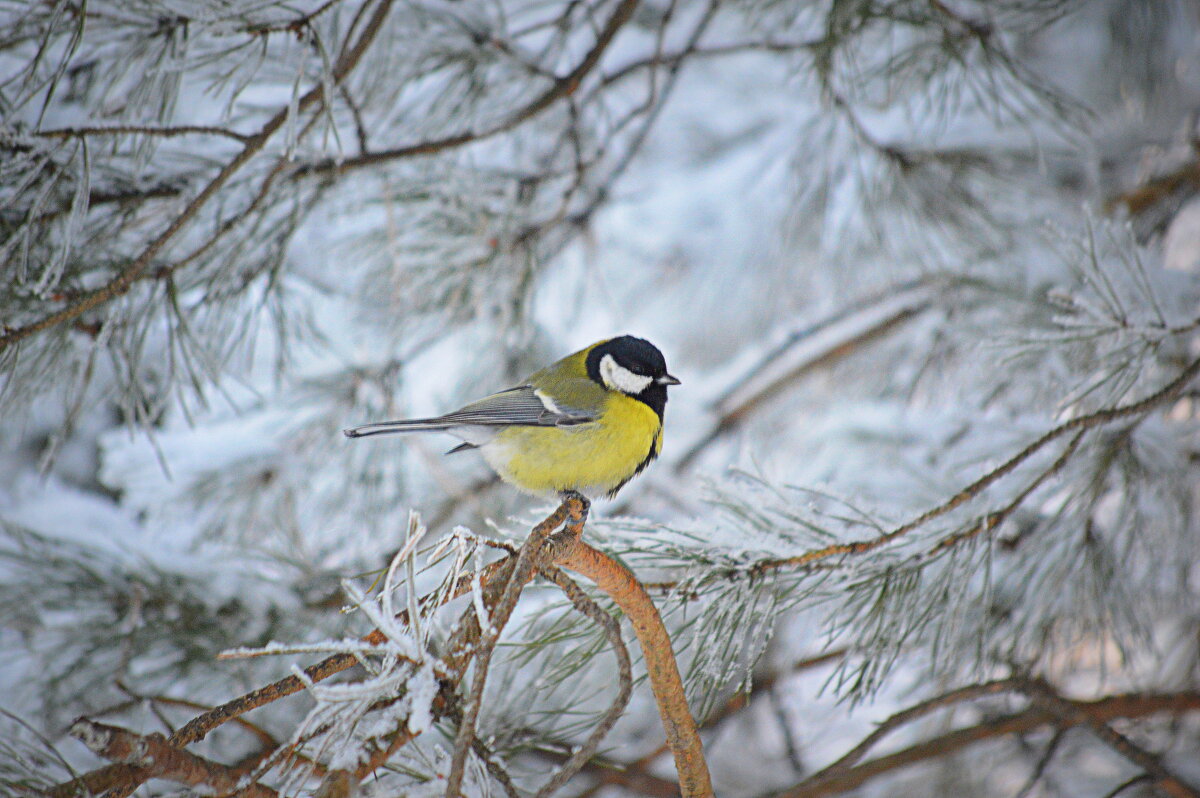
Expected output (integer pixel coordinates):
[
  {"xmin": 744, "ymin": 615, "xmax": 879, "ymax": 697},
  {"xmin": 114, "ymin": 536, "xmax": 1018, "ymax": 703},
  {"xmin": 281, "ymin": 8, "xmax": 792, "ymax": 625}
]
[
  {"xmin": 550, "ymin": 490, "xmax": 589, "ymax": 555},
  {"xmin": 558, "ymin": 490, "xmax": 590, "ymax": 526}
]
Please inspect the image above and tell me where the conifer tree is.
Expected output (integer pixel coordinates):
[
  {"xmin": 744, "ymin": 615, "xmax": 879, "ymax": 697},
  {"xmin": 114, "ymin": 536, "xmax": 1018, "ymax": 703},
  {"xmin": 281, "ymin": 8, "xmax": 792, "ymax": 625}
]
[{"xmin": 3, "ymin": 1, "xmax": 1200, "ymax": 796}]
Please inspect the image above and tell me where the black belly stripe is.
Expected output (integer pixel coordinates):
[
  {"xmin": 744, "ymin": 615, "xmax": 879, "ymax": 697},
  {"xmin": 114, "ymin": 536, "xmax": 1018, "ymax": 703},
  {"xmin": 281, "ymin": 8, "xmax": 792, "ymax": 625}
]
[{"xmin": 605, "ymin": 432, "xmax": 661, "ymax": 498}]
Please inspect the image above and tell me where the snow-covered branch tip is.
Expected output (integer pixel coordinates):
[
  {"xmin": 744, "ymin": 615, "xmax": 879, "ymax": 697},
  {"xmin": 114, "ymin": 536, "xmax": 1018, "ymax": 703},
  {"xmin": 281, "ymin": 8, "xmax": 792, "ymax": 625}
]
[{"xmin": 748, "ymin": 352, "xmax": 1200, "ymax": 576}]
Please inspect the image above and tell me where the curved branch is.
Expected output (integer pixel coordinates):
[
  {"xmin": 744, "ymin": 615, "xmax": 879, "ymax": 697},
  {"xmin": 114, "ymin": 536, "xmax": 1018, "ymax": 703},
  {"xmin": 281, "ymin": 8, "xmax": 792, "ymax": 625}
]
[
  {"xmin": 57, "ymin": 496, "xmax": 702, "ymax": 797},
  {"xmin": 555, "ymin": 538, "xmax": 714, "ymax": 797},
  {"xmin": 535, "ymin": 565, "xmax": 633, "ymax": 798}
]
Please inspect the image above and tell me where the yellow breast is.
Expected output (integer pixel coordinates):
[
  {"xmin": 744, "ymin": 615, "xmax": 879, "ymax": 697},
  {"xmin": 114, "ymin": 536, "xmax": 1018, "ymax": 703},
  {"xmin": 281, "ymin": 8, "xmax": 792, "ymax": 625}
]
[{"xmin": 482, "ymin": 392, "xmax": 663, "ymax": 497}]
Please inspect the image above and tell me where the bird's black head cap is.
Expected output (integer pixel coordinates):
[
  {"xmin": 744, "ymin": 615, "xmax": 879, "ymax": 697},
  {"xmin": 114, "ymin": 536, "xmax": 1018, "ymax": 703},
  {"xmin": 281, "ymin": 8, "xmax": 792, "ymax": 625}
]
[{"xmin": 585, "ymin": 336, "xmax": 679, "ymax": 418}]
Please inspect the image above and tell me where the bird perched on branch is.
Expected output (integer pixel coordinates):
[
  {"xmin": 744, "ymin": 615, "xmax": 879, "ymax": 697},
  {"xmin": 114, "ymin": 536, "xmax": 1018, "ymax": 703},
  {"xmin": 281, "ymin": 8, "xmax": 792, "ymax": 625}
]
[{"xmin": 345, "ymin": 336, "xmax": 679, "ymax": 502}]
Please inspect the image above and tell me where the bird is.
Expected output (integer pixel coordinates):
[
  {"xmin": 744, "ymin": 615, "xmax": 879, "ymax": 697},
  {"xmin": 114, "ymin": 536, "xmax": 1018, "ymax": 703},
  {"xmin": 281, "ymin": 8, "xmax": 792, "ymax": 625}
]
[{"xmin": 344, "ymin": 336, "xmax": 679, "ymax": 505}]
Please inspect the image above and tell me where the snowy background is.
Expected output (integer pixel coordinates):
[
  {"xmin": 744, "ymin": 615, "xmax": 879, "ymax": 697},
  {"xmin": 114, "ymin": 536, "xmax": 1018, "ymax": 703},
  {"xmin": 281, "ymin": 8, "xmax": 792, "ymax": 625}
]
[{"xmin": 3, "ymin": 1, "xmax": 1200, "ymax": 795}]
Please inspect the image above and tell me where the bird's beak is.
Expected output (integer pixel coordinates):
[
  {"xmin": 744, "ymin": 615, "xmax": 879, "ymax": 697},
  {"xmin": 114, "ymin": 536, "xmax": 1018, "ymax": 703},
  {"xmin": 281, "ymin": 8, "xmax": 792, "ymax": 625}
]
[{"xmin": 657, "ymin": 374, "xmax": 681, "ymax": 386}]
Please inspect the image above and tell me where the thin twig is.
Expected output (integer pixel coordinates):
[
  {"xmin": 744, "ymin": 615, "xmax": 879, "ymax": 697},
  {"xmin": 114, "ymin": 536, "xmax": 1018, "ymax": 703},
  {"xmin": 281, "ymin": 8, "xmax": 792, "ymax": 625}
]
[
  {"xmin": 1101, "ymin": 774, "xmax": 1156, "ymax": 798},
  {"xmin": 35, "ymin": 125, "xmax": 251, "ymax": 143},
  {"xmin": 813, "ymin": 678, "xmax": 1019, "ymax": 777},
  {"xmin": 1013, "ymin": 726, "xmax": 1067, "ymax": 798},
  {"xmin": 925, "ymin": 429, "xmax": 1085, "ymax": 557},
  {"xmin": 444, "ymin": 497, "xmax": 586, "ymax": 796},
  {"xmin": 0, "ymin": 0, "xmax": 396, "ymax": 351},
  {"xmin": 674, "ymin": 280, "xmax": 937, "ymax": 472},
  {"xmin": 753, "ymin": 353, "xmax": 1200, "ymax": 574},
  {"xmin": 769, "ymin": 686, "xmax": 806, "ymax": 776},
  {"xmin": 1019, "ymin": 678, "xmax": 1200, "ymax": 798},
  {"xmin": 475, "ymin": 739, "xmax": 522, "ymax": 798},
  {"xmin": 291, "ymin": 0, "xmax": 640, "ymax": 177},
  {"xmin": 243, "ymin": 0, "xmax": 346, "ymax": 36},
  {"xmin": 111, "ymin": 683, "xmax": 277, "ymax": 749},
  {"xmin": 534, "ymin": 565, "xmax": 633, "ymax": 798},
  {"xmin": 596, "ymin": 38, "xmax": 823, "ymax": 90},
  {"xmin": 777, "ymin": 689, "xmax": 1200, "ymax": 798}
]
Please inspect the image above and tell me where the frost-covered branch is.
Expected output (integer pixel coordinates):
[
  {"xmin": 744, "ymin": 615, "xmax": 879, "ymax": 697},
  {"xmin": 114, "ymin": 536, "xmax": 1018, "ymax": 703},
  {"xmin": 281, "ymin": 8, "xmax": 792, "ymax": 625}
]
[
  {"xmin": 53, "ymin": 497, "xmax": 715, "ymax": 796},
  {"xmin": 753, "ymin": 351, "xmax": 1200, "ymax": 574},
  {"xmin": 292, "ymin": 0, "xmax": 641, "ymax": 178},
  {"xmin": 779, "ymin": 687, "xmax": 1200, "ymax": 798},
  {"xmin": 676, "ymin": 279, "xmax": 939, "ymax": 471},
  {"xmin": 67, "ymin": 718, "xmax": 276, "ymax": 798},
  {"xmin": 35, "ymin": 124, "xmax": 253, "ymax": 144},
  {"xmin": 444, "ymin": 497, "xmax": 586, "ymax": 796},
  {"xmin": 0, "ymin": 0, "xmax": 396, "ymax": 352}
]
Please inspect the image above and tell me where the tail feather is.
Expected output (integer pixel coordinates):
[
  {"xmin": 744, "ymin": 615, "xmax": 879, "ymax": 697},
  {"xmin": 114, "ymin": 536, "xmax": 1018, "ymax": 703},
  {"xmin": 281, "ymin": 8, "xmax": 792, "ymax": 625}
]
[{"xmin": 343, "ymin": 418, "xmax": 453, "ymax": 438}]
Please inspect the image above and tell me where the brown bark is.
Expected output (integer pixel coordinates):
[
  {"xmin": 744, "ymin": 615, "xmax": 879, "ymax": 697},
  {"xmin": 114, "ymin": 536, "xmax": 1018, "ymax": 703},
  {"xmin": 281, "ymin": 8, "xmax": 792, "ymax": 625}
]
[
  {"xmin": 67, "ymin": 719, "xmax": 276, "ymax": 798},
  {"xmin": 556, "ymin": 538, "xmax": 714, "ymax": 797}
]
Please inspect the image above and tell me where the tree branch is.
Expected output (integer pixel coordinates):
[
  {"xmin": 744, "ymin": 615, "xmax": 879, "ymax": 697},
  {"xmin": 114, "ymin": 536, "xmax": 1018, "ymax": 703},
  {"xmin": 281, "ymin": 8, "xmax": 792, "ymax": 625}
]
[
  {"xmin": 48, "ymin": 556, "xmax": 515, "ymax": 798},
  {"xmin": 777, "ymin": 689, "xmax": 1200, "ymax": 798},
  {"xmin": 555, "ymin": 536, "xmax": 714, "ymax": 797},
  {"xmin": 0, "ymin": 0, "xmax": 396, "ymax": 352},
  {"xmin": 752, "ymin": 352, "xmax": 1200, "ymax": 574},
  {"xmin": 66, "ymin": 719, "xmax": 276, "ymax": 798},
  {"xmin": 290, "ymin": 0, "xmax": 640, "ymax": 177},
  {"xmin": 675, "ymin": 280, "xmax": 936, "ymax": 472},
  {"xmin": 56, "ymin": 496, "xmax": 709, "ymax": 797},
  {"xmin": 35, "ymin": 125, "xmax": 251, "ymax": 144},
  {"xmin": 565, "ymin": 648, "xmax": 848, "ymax": 798},
  {"xmin": 925, "ymin": 429, "xmax": 1085, "ymax": 557},
  {"xmin": 534, "ymin": 564, "xmax": 633, "ymax": 797},
  {"xmin": 443, "ymin": 497, "xmax": 586, "ymax": 796},
  {"xmin": 1018, "ymin": 678, "xmax": 1200, "ymax": 798},
  {"xmin": 1105, "ymin": 158, "xmax": 1200, "ymax": 216}
]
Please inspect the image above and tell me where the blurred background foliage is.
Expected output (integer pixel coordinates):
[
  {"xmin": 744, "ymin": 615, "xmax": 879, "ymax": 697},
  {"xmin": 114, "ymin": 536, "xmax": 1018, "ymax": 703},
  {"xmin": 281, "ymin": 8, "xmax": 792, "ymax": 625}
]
[{"xmin": 3, "ymin": 0, "xmax": 1200, "ymax": 795}]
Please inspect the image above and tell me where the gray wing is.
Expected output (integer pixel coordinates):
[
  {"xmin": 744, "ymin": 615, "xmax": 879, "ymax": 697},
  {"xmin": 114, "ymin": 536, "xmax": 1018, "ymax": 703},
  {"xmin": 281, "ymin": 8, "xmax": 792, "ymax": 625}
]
[
  {"xmin": 343, "ymin": 386, "xmax": 594, "ymax": 444},
  {"xmin": 441, "ymin": 386, "xmax": 594, "ymax": 428}
]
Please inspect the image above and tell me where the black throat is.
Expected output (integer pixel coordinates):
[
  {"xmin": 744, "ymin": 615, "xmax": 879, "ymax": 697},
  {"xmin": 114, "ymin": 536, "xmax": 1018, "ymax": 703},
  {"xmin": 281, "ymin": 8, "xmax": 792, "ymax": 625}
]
[
  {"xmin": 636, "ymin": 383, "xmax": 667, "ymax": 420},
  {"xmin": 585, "ymin": 342, "xmax": 669, "ymax": 420}
]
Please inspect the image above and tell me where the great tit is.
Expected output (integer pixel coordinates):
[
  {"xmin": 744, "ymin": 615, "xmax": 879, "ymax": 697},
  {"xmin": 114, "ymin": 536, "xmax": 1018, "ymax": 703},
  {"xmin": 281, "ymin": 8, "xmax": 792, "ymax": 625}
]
[{"xmin": 344, "ymin": 336, "xmax": 680, "ymax": 499}]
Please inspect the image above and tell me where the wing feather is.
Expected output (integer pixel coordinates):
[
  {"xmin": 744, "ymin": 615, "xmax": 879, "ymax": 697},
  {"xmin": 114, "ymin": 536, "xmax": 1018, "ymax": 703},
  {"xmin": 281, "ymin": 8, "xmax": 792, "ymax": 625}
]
[{"xmin": 440, "ymin": 386, "xmax": 593, "ymax": 427}]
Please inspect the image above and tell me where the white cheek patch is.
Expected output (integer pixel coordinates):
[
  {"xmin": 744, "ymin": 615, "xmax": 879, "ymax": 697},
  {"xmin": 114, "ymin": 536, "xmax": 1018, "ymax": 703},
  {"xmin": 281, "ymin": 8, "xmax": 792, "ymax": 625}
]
[{"xmin": 600, "ymin": 354, "xmax": 653, "ymax": 395}]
